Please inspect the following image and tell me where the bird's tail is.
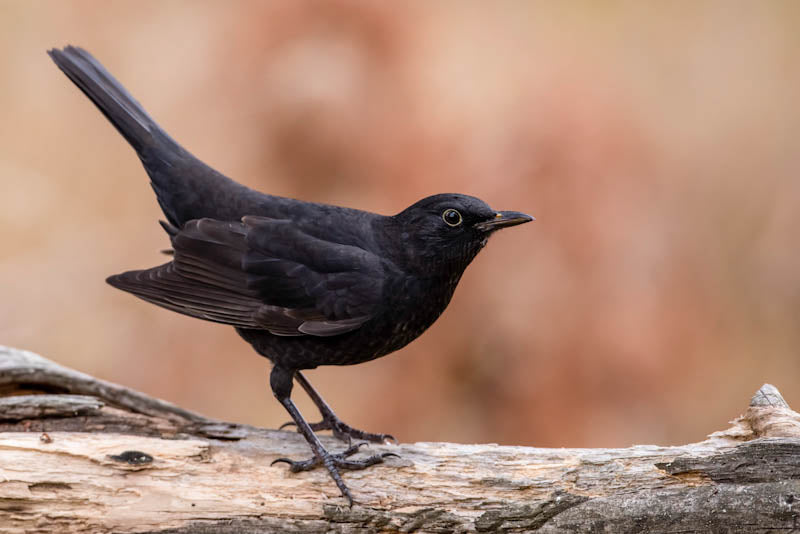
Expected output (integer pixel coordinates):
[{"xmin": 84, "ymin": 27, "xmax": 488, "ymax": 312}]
[
  {"xmin": 48, "ymin": 45, "xmax": 267, "ymax": 228},
  {"xmin": 48, "ymin": 46, "xmax": 169, "ymax": 154}
]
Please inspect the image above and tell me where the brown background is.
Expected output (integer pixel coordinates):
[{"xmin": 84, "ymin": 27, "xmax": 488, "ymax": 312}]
[{"xmin": 2, "ymin": 1, "xmax": 800, "ymax": 448}]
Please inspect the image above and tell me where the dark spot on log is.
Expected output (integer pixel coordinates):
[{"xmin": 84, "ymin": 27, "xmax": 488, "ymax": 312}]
[
  {"xmin": 1, "ymin": 382, "xmax": 71, "ymax": 396},
  {"xmin": 28, "ymin": 482, "xmax": 71, "ymax": 491},
  {"xmin": 785, "ymin": 494, "xmax": 795, "ymax": 504},
  {"xmin": 40, "ymin": 432, "xmax": 52, "ymax": 443},
  {"xmin": 109, "ymin": 450, "xmax": 153, "ymax": 465}
]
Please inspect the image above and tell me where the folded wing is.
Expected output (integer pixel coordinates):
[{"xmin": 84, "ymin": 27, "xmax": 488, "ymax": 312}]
[{"xmin": 108, "ymin": 217, "xmax": 386, "ymax": 337}]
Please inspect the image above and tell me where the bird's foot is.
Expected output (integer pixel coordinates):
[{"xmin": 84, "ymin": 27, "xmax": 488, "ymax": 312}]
[
  {"xmin": 271, "ymin": 442, "xmax": 399, "ymax": 505},
  {"xmin": 280, "ymin": 416, "xmax": 396, "ymax": 444},
  {"xmin": 272, "ymin": 441, "xmax": 398, "ymax": 473}
]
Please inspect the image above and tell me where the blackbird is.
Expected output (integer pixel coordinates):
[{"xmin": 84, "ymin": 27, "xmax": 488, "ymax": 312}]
[{"xmin": 48, "ymin": 45, "xmax": 533, "ymax": 504}]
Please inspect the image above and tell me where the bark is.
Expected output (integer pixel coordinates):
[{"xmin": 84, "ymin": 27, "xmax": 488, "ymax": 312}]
[{"xmin": 1, "ymin": 345, "xmax": 799, "ymax": 533}]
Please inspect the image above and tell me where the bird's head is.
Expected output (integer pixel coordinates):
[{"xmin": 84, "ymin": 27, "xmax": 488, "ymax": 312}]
[{"xmin": 388, "ymin": 193, "xmax": 533, "ymax": 275}]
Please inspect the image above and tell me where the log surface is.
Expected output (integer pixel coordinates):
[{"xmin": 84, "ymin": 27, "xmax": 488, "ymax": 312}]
[{"xmin": 1, "ymin": 345, "xmax": 799, "ymax": 533}]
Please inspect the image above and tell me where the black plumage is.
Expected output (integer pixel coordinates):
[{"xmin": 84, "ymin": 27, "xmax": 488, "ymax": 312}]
[{"xmin": 49, "ymin": 45, "xmax": 533, "ymax": 504}]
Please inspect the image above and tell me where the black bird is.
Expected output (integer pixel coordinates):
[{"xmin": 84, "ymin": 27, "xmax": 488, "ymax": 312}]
[{"xmin": 48, "ymin": 45, "xmax": 533, "ymax": 504}]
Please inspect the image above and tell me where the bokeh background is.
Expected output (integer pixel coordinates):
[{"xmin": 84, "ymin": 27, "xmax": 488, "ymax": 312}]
[{"xmin": 2, "ymin": 1, "xmax": 800, "ymax": 448}]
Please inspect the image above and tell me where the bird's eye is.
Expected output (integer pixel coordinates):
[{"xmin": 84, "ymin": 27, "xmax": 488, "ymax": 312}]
[{"xmin": 442, "ymin": 208, "xmax": 463, "ymax": 227}]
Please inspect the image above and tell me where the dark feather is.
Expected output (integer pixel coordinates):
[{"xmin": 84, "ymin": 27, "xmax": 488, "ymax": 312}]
[{"xmin": 107, "ymin": 217, "xmax": 386, "ymax": 337}]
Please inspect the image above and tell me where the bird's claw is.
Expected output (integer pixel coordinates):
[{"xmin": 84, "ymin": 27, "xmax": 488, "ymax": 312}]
[{"xmin": 278, "ymin": 421, "xmax": 297, "ymax": 431}]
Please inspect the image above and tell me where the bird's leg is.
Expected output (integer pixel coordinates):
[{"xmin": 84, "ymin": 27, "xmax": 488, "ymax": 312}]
[
  {"xmin": 279, "ymin": 371, "xmax": 396, "ymax": 444},
  {"xmin": 268, "ymin": 366, "xmax": 396, "ymax": 506}
]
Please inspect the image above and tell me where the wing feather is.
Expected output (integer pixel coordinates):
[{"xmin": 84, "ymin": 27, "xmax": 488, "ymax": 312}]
[{"xmin": 107, "ymin": 217, "xmax": 386, "ymax": 337}]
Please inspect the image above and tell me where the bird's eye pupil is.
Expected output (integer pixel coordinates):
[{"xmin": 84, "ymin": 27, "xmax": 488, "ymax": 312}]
[{"xmin": 442, "ymin": 209, "xmax": 462, "ymax": 227}]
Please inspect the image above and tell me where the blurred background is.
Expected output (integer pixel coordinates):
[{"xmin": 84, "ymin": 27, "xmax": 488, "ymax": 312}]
[{"xmin": 2, "ymin": 1, "xmax": 800, "ymax": 448}]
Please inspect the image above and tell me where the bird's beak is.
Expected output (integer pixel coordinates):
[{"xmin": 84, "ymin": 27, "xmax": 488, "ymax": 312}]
[{"xmin": 474, "ymin": 211, "xmax": 535, "ymax": 232}]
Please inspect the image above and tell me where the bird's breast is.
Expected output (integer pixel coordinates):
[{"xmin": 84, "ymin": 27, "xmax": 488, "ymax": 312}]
[
  {"xmin": 239, "ymin": 271, "xmax": 466, "ymax": 370},
  {"xmin": 372, "ymin": 271, "xmax": 464, "ymax": 354}
]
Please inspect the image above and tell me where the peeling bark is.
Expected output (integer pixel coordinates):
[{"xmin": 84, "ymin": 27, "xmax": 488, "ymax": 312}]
[{"xmin": 1, "ymin": 345, "xmax": 799, "ymax": 533}]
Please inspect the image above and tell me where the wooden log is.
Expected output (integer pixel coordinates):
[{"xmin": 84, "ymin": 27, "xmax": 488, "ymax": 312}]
[{"xmin": 1, "ymin": 344, "xmax": 799, "ymax": 533}]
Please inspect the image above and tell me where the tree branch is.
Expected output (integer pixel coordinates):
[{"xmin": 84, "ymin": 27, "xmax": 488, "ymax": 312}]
[{"xmin": 1, "ymin": 345, "xmax": 799, "ymax": 533}]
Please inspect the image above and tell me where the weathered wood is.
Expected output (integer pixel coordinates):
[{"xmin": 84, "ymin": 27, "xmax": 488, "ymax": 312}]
[{"xmin": 1, "ymin": 345, "xmax": 799, "ymax": 533}]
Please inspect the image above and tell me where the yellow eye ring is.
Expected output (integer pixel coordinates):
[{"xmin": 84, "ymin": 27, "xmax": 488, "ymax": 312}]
[{"xmin": 442, "ymin": 208, "xmax": 463, "ymax": 227}]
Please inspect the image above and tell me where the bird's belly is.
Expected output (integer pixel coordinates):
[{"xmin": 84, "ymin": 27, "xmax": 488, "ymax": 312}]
[
  {"xmin": 236, "ymin": 312, "xmax": 442, "ymax": 370},
  {"xmin": 237, "ymin": 275, "xmax": 459, "ymax": 370}
]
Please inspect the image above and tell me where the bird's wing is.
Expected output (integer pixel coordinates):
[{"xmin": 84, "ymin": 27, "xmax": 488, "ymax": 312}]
[{"xmin": 107, "ymin": 217, "xmax": 386, "ymax": 337}]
